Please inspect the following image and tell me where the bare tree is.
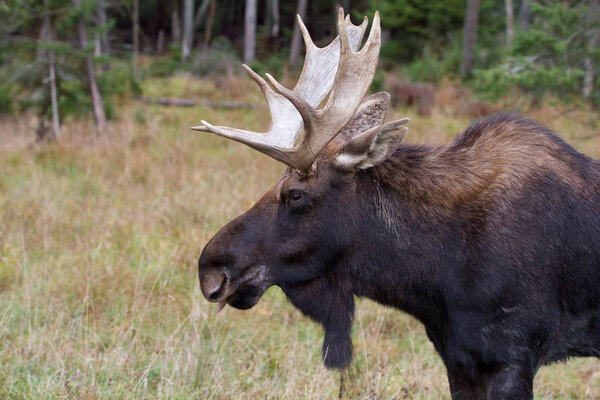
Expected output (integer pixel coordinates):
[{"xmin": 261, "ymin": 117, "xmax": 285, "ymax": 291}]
[
  {"xmin": 519, "ymin": 0, "xmax": 533, "ymax": 32},
  {"xmin": 203, "ymin": 0, "xmax": 216, "ymax": 51},
  {"xmin": 42, "ymin": 0, "xmax": 60, "ymax": 139},
  {"xmin": 157, "ymin": 30, "xmax": 165, "ymax": 54},
  {"xmin": 265, "ymin": 0, "xmax": 280, "ymax": 38},
  {"xmin": 74, "ymin": 0, "xmax": 106, "ymax": 133},
  {"xmin": 48, "ymin": 45, "xmax": 60, "ymax": 138},
  {"xmin": 244, "ymin": 0, "xmax": 257, "ymax": 64},
  {"xmin": 97, "ymin": 0, "xmax": 110, "ymax": 55},
  {"xmin": 460, "ymin": 0, "xmax": 481, "ymax": 78},
  {"xmin": 172, "ymin": 9, "xmax": 181, "ymax": 45},
  {"xmin": 506, "ymin": 0, "xmax": 514, "ymax": 48},
  {"xmin": 289, "ymin": 0, "xmax": 308, "ymax": 67},
  {"xmin": 193, "ymin": 0, "xmax": 212, "ymax": 30},
  {"xmin": 156, "ymin": 0, "xmax": 168, "ymax": 54},
  {"xmin": 132, "ymin": 0, "xmax": 139, "ymax": 67},
  {"xmin": 182, "ymin": 0, "xmax": 194, "ymax": 61},
  {"xmin": 583, "ymin": 0, "xmax": 599, "ymax": 99},
  {"xmin": 36, "ymin": 13, "xmax": 50, "ymax": 61}
]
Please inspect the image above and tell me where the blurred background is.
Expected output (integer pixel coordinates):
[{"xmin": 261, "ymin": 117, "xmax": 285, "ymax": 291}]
[
  {"xmin": 0, "ymin": 1, "xmax": 599, "ymax": 399},
  {"xmin": 1, "ymin": 0, "xmax": 600, "ymax": 133}
]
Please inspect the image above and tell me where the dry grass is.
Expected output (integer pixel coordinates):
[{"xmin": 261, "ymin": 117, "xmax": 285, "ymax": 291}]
[{"xmin": 0, "ymin": 75, "xmax": 599, "ymax": 399}]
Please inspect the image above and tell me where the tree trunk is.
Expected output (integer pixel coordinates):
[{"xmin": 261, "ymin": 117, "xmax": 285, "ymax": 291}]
[
  {"xmin": 36, "ymin": 15, "xmax": 50, "ymax": 61},
  {"xmin": 97, "ymin": 0, "xmax": 110, "ymax": 55},
  {"xmin": 289, "ymin": 0, "xmax": 308, "ymax": 67},
  {"xmin": 43, "ymin": 0, "xmax": 60, "ymax": 139},
  {"xmin": 193, "ymin": 0, "xmax": 212, "ymax": 30},
  {"xmin": 48, "ymin": 45, "xmax": 60, "ymax": 139},
  {"xmin": 157, "ymin": 30, "xmax": 165, "ymax": 53},
  {"xmin": 244, "ymin": 0, "xmax": 257, "ymax": 64},
  {"xmin": 519, "ymin": 0, "xmax": 532, "ymax": 32},
  {"xmin": 182, "ymin": 0, "xmax": 194, "ymax": 61},
  {"xmin": 172, "ymin": 9, "xmax": 181, "ymax": 45},
  {"xmin": 265, "ymin": 0, "xmax": 272, "ymax": 37},
  {"xmin": 272, "ymin": 0, "xmax": 280, "ymax": 38},
  {"xmin": 583, "ymin": 0, "xmax": 599, "ymax": 99},
  {"xmin": 94, "ymin": 31, "xmax": 101, "ymax": 57},
  {"xmin": 460, "ymin": 0, "xmax": 480, "ymax": 78},
  {"xmin": 132, "ymin": 0, "xmax": 139, "ymax": 67},
  {"xmin": 74, "ymin": 0, "xmax": 106, "ymax": 134},
  {"xmin": 505, "ymin": 0, "xmax": 514, "ymax": 48},
  {"xmin": 265, "ymin": 0, "xmax": 280, "ymax": 38},
  {"xmin": 203, "ymin": 0, "xmax": 216, "ymax": 51},
  {"xmin": 156, "ymin": 0, "xmax": 168, "ymax": 53}
]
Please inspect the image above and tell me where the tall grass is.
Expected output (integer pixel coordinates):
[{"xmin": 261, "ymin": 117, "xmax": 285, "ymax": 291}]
[{"xmin": 0, "ymin": 76, "xmax": 598, "ymax": 399}]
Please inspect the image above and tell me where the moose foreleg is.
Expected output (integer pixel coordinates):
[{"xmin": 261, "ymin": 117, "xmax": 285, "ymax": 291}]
[
  {"xmin": 486, "ymin": 364, "xmax": 534, "ymax": 400},
  {"xmin": 447, "ymin": 372, "xmax": 486, "ymax": 400}
]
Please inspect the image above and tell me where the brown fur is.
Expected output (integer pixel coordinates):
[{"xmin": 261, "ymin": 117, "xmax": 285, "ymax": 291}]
[{"xmin": 369, "ymin": 114, "xmax": 596, "ymax": 214}]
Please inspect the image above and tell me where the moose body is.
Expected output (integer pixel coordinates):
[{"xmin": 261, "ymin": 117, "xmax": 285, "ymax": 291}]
[{"xmin": 195, "ymin": 10, "xmax": 600, "ymax": 400}]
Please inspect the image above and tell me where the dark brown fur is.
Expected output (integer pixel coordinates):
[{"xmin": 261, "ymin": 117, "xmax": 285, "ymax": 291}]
[{"xmin": 375, "ymin": 114, "xmax": 593, "ymax": 211}]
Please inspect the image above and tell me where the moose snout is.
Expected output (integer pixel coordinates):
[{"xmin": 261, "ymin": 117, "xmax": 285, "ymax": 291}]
[{"xmin": 199, "ymin": 266, "xmax": 228, "ymax": 302}]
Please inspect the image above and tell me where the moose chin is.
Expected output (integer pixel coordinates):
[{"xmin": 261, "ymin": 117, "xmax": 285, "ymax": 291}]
[{"xmin": 194, "ymin": 8, "xmax": 600, "ymax": 400}]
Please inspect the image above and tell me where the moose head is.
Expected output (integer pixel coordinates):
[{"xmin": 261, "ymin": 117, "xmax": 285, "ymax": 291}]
[{"xmin": 194, "ymin": 9, "xmax": 408, "ymax": 369}]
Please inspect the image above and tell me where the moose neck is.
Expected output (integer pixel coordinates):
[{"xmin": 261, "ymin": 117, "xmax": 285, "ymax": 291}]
[
  {"xmin": 280, "ymin": 143, "xmax": 485, "ymax": 367},
  {"xmin": 348, "ymin": 144, "xmax": 476, "ymax": 331}
]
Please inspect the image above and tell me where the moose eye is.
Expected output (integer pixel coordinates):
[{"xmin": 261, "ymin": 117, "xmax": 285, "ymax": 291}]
[{"xmin": 289, "ymin": 191, "xmax": 302, "ymax": 202}]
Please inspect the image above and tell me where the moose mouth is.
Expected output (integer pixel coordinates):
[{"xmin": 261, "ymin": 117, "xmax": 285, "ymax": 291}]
[{"xmin": 215, "ymin": 266, "xmax": 270, "ymax": 313}]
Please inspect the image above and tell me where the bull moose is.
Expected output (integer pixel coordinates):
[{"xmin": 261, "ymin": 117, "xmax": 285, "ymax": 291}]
[{"xmin": 194, "ymin": 9, "xmax": 600, "ymax": 400}]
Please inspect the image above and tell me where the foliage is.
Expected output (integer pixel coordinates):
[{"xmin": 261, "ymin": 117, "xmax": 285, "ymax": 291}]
[
  {"xmin": 147, "ymin": 47, "xmax": 185, "ymax": 78},
  {"xmin": 248, "ymin": 50, "xmax": 286, "ymax": 79},
  {"xmin": 191, "ymin": 38, "xmax": 240, "ymax": 77},
  {"xmin": 0, "ymin": 0, "xmax": 133, "ymax": 123},
  {"xmin": 400, "ymin": 39, "xmax": 463, "ymax": 84},
  {"xmin": 1, "ymin": 0, "xmax": 598, "ymax": 132},
  {"xmin": 0, "ymin": 82, "xmax": 15, "ymax": 114},
  {"xmin": 146, "ymin": 38, "xmax": 242, "ymax": 79},
  {"xmin": 364, "ymin": 0, "xmax": 467, "ymax": 62},
  {"xmin": 472, "ymin": 1, "xmax": 599, "ymax": 103},
  {"xmin": 364, "ymin": 0, "xmax": 507, "ymax": 86}
]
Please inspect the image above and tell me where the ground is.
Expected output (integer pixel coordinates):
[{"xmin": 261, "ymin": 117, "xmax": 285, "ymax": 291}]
[{"xmin": 0, "ymin": 75, "xmax": 599, "ymax": 399}]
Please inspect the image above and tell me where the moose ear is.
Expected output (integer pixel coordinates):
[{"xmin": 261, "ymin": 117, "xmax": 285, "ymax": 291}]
[
  {"xmin": 334, "ymin": 118, "xmax": 409, "ymax": 170},
  {"xmin": 335, "ymin": 92, "xmax": 391, "ymax": 142}
]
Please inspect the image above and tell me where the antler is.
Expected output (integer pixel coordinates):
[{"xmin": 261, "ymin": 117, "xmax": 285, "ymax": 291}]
[{"xmin": 192, "ymin": 9, "xmax": 381, "ymax": 173}]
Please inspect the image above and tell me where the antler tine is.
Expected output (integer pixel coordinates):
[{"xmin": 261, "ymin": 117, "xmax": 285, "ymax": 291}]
[
  {"xmin": 191, "ymin": 64, "xmax": 303, "ymax": 154},
  {"xmin": 192, "ymin": 9, "xmax": 376, "ymax": 172},
  {"xmin": 270, "ymin": 10, "xmax": 381, "ymax": 171},
  {"xmin": 289, "ymin": 8, "xmax": 368, "ymax": 109},
  {"xmin": 265, "ymin": 8, "xmax": 368, "ymax": 112},
  {"xmin": 297, "ymin": 14, "xmax": 314, "ymax": 52}
]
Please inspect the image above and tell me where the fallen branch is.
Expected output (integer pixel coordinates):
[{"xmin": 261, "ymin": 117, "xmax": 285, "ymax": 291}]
[{"xmin": 135, "ymin": 97, "xmax": 258, "ymax": 109}]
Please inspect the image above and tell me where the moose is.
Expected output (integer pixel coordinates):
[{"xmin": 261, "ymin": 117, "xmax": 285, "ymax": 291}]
[{"xmin": 194, "ymin": 10, "xmax": 600, "ymax": 400}]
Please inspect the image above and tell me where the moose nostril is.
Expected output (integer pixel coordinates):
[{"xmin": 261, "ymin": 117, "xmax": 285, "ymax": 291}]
[
  {"xmin": 201, "ymin": 270, "xmax": 228, "ymax": 302},
  {"xmin": 207, "ymin": 278, "xmax": 225, "ymax": 301}
]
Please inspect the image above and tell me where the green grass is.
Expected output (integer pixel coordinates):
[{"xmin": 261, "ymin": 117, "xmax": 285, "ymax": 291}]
[{"xmin": 0, "ymin": 76, "xmax": 599, "ymax": 399}]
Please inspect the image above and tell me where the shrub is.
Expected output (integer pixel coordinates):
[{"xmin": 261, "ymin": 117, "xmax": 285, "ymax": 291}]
[{"xmin": 472, "ymin": 1, "xmax": 598, "ymax": 104}]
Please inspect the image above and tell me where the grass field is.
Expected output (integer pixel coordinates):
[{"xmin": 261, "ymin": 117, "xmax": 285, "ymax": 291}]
[{"xmin": 1, "ymin": 75, "xmax": 599, "ymax": 399}]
